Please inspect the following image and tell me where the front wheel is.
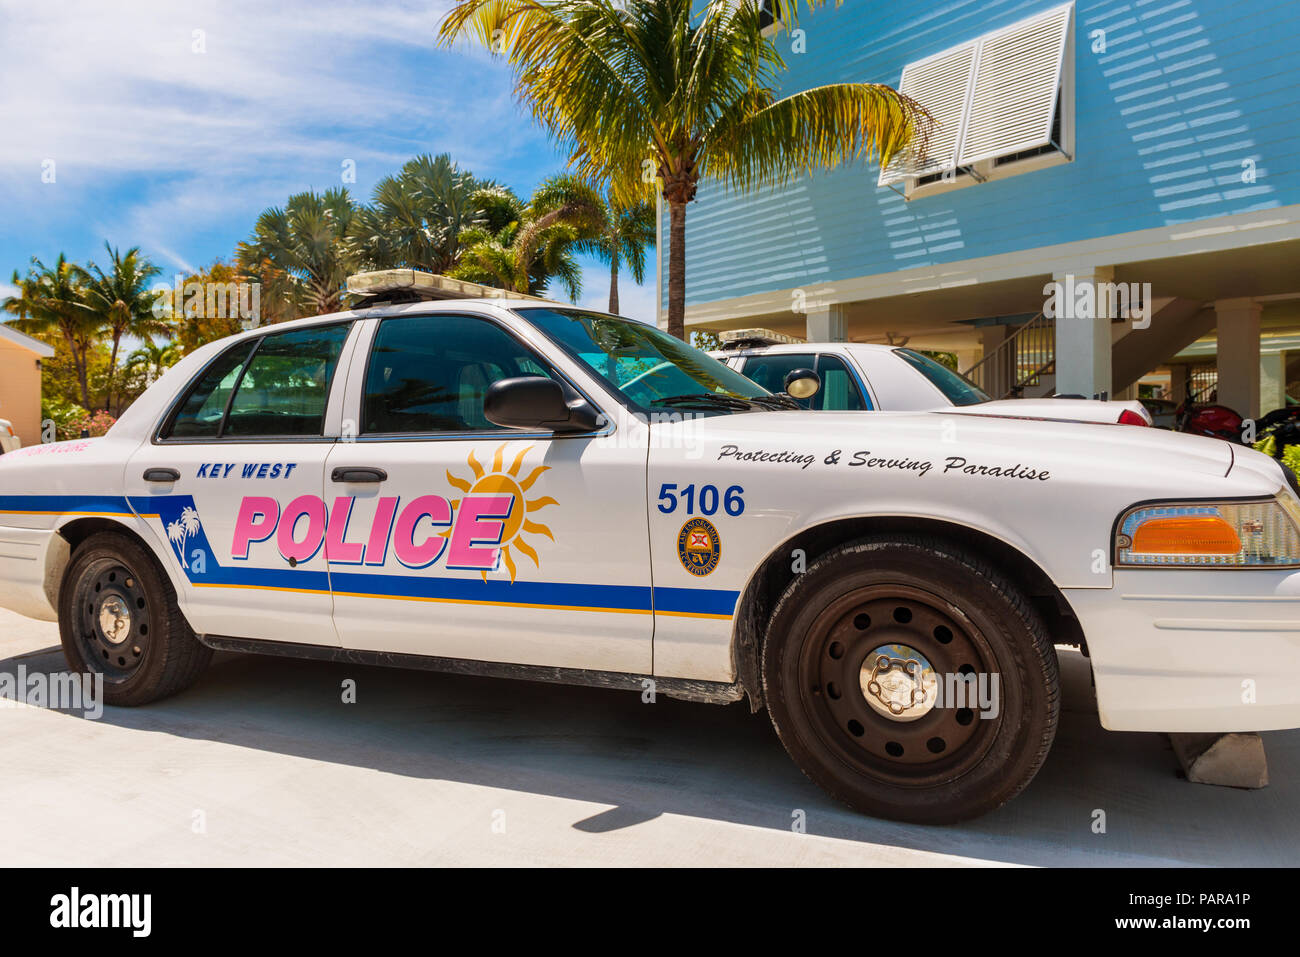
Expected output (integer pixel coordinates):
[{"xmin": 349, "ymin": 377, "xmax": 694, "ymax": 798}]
[
  {"xmin": 58, "ymin": 531, "xmax": 212, "ymax": 706},
  {"xmin": 762, "ymin": 535, "xmax": 1059, "ymax": 824}
]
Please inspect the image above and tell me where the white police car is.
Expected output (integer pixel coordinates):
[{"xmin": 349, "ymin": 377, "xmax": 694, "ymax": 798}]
[
  {"xmin": 711, "ymin": 335, "xmax": 1153, "ymax": 425},
  {"xmin": 1, "ymin": 272, "xmax": 1298, "ymax": 823}
]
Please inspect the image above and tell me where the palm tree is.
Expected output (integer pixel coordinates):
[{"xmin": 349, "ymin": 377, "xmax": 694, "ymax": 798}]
[
  {"xmin": 166, "ymin": 506, "xmax": 202, "ymax": 569},
  {"xmin": 83, "ymin": 242, "xmax": 165, "ymax": 411},
  {"xmin": 349, "ymin": 153, "xmax": 496, "ymax": 274},
  {"xmin": 124, "ymin": 339, "xmax": 181, "ymax": 388},
  {"xmin": 452, "ymin": 175, "xmax": 604, "ymax": 300},
  {"xmin": 579, "ymin": 196, "xmax": 655, "ymax": 314},
  {"xmin": 2, "ymin": 254, "xmax": 100, "ymax": 409},
  {"xmin": 237, "ymin": 188, "xmax": 358, "ymax": 315},
  {"xmin": 438, "ymin": 0, "xmax": 925, "ymax": 339},
  {"xmin": 166, "ymin": 519, "xmax": 189, "ymax": 568}
]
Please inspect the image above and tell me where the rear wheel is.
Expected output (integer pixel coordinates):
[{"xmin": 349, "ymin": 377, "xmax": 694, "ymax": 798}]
[
  {"xmin": 59, "ymin": 531, "xmax": 212, "ymax": 706},
  {"xmin": 762, "ymin": 535, "xmax": 1059, "ymax": 823}
]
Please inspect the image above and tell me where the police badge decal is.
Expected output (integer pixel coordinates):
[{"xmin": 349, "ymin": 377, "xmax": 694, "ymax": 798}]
[{"xmin": 677, "ymin": 517, "xmax": 721, "ymax": 576}]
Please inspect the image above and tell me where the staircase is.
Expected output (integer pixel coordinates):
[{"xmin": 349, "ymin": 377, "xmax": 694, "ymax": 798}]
[
  {"xmin": 1110, "ymin": 298, "xmax": 1214, "ymax": 392},
  {"xmin": 961, "ymin": 297, "xmax": 1212, "ymax": 398},
  {"xmin": 962, "ymin": 312, "xmax": 1055, "ymax": 398}
]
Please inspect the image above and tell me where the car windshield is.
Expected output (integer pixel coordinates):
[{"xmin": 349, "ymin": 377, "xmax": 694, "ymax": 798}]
[
  {"xmin": 515, "ymin": 307, "xmax": 776, "ymax": 412},
  {"xmin": 894, "ymin": 349, "xmax": 991, "ymax": 406}
]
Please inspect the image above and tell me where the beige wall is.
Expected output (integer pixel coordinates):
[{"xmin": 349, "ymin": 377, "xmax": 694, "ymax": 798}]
[{"xmin": 0, "ymin": 339, "xmax": 44, "ymax": 446}]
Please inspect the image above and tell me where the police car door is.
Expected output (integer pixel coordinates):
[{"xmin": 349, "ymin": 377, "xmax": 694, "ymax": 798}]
[
  {"xmin": 125, "ymin": 321, "xmax": 358, "ymax": 645},
  {"xmin": 325, "ymin": 310, "xmax": 651, "ymax": 673}
]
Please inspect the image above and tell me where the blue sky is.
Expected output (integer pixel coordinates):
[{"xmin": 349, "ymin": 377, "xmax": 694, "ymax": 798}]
[{"xmin": 0, "ymin": 0, "xmax": 657, "ymax": 322}]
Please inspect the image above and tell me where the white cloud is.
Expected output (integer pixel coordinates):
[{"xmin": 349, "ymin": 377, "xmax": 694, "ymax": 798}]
[
  {"xmin": 0, "ymin": 0, "xmax": 459, "ymax": 177},
  {"xmin": 0, "ymin": 0, "xmax": 551, "ymax": 242},
  {"xmin": 147, "ymin": 244, "xmax": 197, "ymax": 277}
]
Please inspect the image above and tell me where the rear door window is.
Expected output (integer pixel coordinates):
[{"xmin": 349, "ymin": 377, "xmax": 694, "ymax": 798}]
[{"xmin": 163, "ymin": 323, "xmax": 351, "ymax": 439}]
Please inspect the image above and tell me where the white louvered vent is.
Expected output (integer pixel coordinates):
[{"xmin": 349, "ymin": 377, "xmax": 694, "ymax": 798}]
[
  {"xmin": 879, "ymin": 2, "xmax": 1073, "ymax": 190},
  {"xmin": 878, "ymin": 44, "xmax": 976, "ymax": 187},
  {"xmin": 959, "ymin": 4, "xmax": 1072, "ymax": 165}
]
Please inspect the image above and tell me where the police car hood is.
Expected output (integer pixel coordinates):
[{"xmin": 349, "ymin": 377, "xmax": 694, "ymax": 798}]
[
  {"xmin": 691, "ymin": 409, "xmax": 1244, "ymax": 484},
  {"xmin": 946, "ymin": 397, "xmax": 1148, "ymax": 425}
]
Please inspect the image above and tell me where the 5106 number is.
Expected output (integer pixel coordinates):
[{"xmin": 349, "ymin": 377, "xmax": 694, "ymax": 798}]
[{"xmin": 657, "ymin": 483, "xmax": 744, "ymax": 516}]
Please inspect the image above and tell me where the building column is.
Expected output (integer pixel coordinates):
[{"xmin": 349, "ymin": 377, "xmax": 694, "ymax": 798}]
[
  {"xmin": 1215, "ymin": 298, "xmax": 1262, "ymax": 418},
  {"xmin": 805, "ymin": 303, "xmax": 846, "ymax": 342},
  {"xmin": 1168, "ymin": 363, "xmax": 1191, "ymax": 404},
  {"xmin": 1260, "ymin": 350, "xmax": 1287, "ymax": 416},
  {"xmin": 979, "ymin": 325, "xmax": 1012, "ymax": 396},
  {"xmin": 954, "ymin": 347, "xmax": 980, "ymax": 376},
  {"xmin": 1052, "ymin": 267, "xmax": 1114, "ymax": 399}
]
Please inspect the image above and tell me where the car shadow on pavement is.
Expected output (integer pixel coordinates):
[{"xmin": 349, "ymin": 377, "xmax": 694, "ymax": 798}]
[{"xmin": 3, "ymin": 643, "xmax": 1295, "ymax": 866}]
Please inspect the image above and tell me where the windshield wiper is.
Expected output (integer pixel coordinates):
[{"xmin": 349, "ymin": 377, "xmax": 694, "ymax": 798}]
[{"xmin": 652, "ymin": 393, "xmax": 759, "ymax": 412}]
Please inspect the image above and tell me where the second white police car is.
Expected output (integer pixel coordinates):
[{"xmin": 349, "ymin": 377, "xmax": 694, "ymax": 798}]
[{"xmin": 2, "ymin": 274, "xmax": 1299, "ymax": 822}]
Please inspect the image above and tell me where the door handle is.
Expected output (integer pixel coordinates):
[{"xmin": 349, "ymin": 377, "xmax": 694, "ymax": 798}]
[
  {"xmin": 143, "ymin": 468, "xmax": 181, "ymax": 483},
  {"xmin": 331, "ymin": 467, "xmax": 387, "ymax": 483}
]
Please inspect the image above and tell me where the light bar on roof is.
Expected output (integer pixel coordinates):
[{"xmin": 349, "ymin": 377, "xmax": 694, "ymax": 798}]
[
  {"xmin": 345, "ymin": 269, "xmax": 552, "ymax": 303},
  {"xmin": 718, "ymin": 328, "xmax": 806, "ymax": 346}
]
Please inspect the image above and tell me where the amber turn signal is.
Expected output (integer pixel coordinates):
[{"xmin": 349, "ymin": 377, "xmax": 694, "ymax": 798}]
[{"xmin": 1130, "ymin": 515, "xmax": 1242, "ymax": 555}]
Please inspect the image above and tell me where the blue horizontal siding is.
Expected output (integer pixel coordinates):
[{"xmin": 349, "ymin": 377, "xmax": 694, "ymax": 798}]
[{"xmin": 668, "ymin": 0, "xmax": 1300, "ymax": 309}]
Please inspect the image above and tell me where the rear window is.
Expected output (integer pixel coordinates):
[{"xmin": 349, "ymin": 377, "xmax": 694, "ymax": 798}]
[
  {"xmin": 164, "ymin": 324, "xmax": 351, "ymax": 439},
  {"xmin": 894, "ymin": 349, "xmax": 989, "ymax": 407}
]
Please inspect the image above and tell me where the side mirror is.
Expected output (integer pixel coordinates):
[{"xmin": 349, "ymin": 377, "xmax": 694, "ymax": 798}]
[
  {"xmin": 783, "ymin": 368, "xmax": 821, "ymax": 401},
  {"xmin": 484, "ymin": 376, "xmax": 603, "ymax": 433}
]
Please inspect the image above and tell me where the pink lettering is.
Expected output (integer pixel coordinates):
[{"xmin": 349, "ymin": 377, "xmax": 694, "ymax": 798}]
[
  {"xmin": 232, "ymin": 496, "xmax": 280, "ymax": 560},
  {"xmin": 392, "ymin": 495, "xmax": 452, "ymax": 569},
  {"xmin": 277, "ymin": 495, "xmax": 327, "ymax": 563},
  {"xmin": 324, "ymin": 496, "xmax": 365, "ymax": 563},
  {"xmin": 365, "ymin": 497, "xmax": 400, "ymax": 566},
  {"xmin": 447, "ymin": 495, "xmax": 514, "ymax": 570}
]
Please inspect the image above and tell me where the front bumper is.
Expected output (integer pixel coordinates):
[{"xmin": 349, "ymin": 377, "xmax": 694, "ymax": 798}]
[
  {"xmin": 1067, "ymin": 568, "xmax": 1300, "ymax": 732},
  {"xmin": 0, "ymin": 522, "xmax": 60, "ymax": 621}
]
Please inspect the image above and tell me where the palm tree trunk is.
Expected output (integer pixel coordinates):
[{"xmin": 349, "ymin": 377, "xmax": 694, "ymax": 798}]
[
  {"xmin": 667, "ymin": 200, "xmax": 686, "ymax": 340},
  {"xmin": 75, "ymin": 354, "xmax": 91, "ymax": 411},
  {"xmin": 106, "ymin": 330, "xmax": 122, "ymax": 413},
  {"xmin": 608, "ymin": 255, "xmax": 620, "ymax": 315},
  {"xmin": 63, "ymin": 325, "xmax": 91, "ymax": 410}
]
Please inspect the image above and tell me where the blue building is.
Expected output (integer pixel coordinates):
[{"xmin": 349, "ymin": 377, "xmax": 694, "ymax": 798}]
[{"xmin": 656, "ymin": 0, "xmax": 1300, "ymax": 416}]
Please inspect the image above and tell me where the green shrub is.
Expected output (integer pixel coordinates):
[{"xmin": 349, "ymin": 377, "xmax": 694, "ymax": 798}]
[
  {"xmin": 1254, "ymin": 434, "xmax": 1300, "ymax": 481},
  {"xmin": 40, "ymin": 396, "xmax": 88, "ymax": 443}
]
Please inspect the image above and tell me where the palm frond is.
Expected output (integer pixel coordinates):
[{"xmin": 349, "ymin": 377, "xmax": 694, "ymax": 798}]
[{"xmin": 704, "ymin": 82, "xmax": 929, "ymax": 193}]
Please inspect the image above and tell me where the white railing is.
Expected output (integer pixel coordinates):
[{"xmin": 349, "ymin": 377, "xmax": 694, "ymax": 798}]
[{"xmin": 962, "ymin": 312, "xmax": 1055, "ymax": 397}]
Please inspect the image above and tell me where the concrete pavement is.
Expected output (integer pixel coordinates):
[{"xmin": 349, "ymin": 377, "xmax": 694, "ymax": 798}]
[{"xmin": 1, "ymin": 607, "xmax": 1296, "ymax": 866}]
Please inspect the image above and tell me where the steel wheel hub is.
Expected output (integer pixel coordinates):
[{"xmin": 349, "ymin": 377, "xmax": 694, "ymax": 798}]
[
  {"xmin": 797, "ymin": 583, "xmax": 1003, "ymax": 787},
  {"xmin": 98, "ymin": 594, "xmax": 132, "ymax": 645},
  {"xmin": 74, "ymin": 561, "xmax": 150, "ymax": 682},
  {"xmin": 860, "ymin": 643, "xmax": 938, "ymax": 721}
]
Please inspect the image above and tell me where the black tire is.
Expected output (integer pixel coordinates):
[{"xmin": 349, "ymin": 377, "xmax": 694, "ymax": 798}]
[
  {"xmin": 762, "ymin": 535, "xmax": 1059, "ymax": 824},
  {"xmin": 58, "ymin": 531, "xmax": 212, "ymax": 706}
]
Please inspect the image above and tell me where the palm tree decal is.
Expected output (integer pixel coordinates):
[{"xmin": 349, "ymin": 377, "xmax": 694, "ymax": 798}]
[{"xmin": 166, "ymin": 506, "xmax": 202, "ymax": 569}]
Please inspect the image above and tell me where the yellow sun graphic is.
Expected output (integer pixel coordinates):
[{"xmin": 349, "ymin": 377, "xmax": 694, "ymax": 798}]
[{"xmin": 446, "ymin": 444, "xmax": 558, "ymax": 582}]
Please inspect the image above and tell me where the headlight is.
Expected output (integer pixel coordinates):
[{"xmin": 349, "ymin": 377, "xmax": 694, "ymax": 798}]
[{"xmin": 1115, "ymin": 492, "xmax": 1300, "ymax": 567}]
